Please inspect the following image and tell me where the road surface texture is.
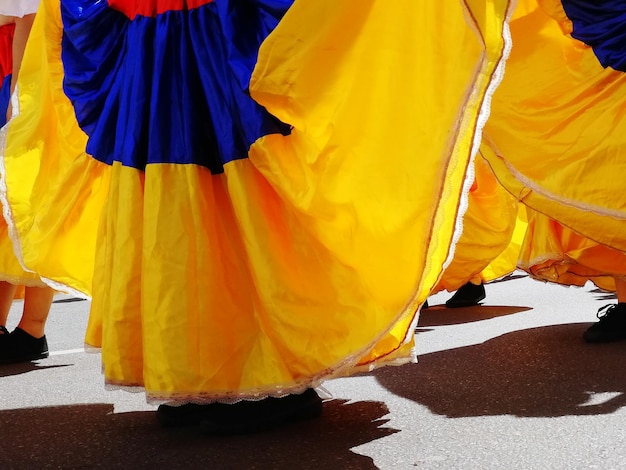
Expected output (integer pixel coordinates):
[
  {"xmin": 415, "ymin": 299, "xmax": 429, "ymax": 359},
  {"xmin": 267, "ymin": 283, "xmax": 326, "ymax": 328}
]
[{"xmin": 1, "ymin": 273, "xmax": 624, "ymax": 469}]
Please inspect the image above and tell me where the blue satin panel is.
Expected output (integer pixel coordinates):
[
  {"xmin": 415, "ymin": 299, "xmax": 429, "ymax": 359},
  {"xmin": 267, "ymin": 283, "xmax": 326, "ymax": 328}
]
[
  {"xmin": 60, "ymin": 0, "xmax": 293, "ymax": 173},
  {"xmin": 0, "ymin": 74, "xmax": 11, "ymax": 128},
  {"xmin": 561, "ymin": 0, "xmax": 626, "ymax": 72}
]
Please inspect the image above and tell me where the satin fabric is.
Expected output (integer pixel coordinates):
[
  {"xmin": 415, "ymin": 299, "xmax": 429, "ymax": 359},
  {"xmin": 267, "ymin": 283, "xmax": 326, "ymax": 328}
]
[
  {"xmin": 560, "ymin": 0, "xmax": 626, "ymax": 72},
  {"xmin": 0, "ymin": 19, "xmax": 44, "ymax": 289},
  {"xmin": 247, "ymin": 0, "xmax": 514, "ymax": 374},
  {"xmin": 0, "ymin": 23, "xmax": 12, "ymax": 128},
  {"xmin": 61, "ymin": 0, "xmax": 292, "ymax": 172},
  {"xmin": 9, "ymin": 0, "xmax": 514, "ymax": 402},
  {"xmin": 2, "ymin": 0, "xmax": 109, "ymax": 295},
  {"xmin": 433, "ymin": 150, "xmax": 522, "ymax": 294},
  {"xmin": 519, "ymin": 209, "xmax": 626, "ymax": 291},
  {"xmin": 107, "ymin": 0, "xmax": 216, "ymax": 18},
  {"xmin": 480, "ymin": 0, "xmax": 626, "ymax": 289}
]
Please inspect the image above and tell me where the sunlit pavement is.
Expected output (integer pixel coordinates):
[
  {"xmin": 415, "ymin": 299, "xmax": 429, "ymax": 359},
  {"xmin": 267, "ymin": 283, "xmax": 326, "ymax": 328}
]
[{"xmin": 1, "ymin": 272, "xmax": 624, "ymax": 469}]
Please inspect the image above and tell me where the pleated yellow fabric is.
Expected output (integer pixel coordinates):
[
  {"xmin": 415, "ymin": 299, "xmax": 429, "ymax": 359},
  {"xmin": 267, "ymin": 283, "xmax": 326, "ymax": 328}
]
[
  {"xmin": 88, "ymin": 0, "xmax": 513, "ymax": 401},
  {"xmin": 10, "ymin": 0, "xmax": 514, "ymax": 402},
  {"xmin": 481, "ymin": 0, "xmax": 626, "ymax": 288},
  {"xmin": 1, "ymin": 0, "xmax": 109, "ymax": 296},
  {"xmin": 0, "ymin": 20, "xmax": 41, "ymax": 288},
  {"xmin": 433, "ymin": 151, "xmax": 520, "ymax": 293},
  {"xmin": 519, "ymin": 209, "xmax": 626, "ymax": 291},
  {"xmin": 250, "ymin": 0, "xmax": 516, "ymax": 325}
]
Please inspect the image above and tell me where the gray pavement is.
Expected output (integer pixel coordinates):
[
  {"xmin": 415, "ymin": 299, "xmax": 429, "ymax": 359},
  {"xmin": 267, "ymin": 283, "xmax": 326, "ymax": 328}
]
[{"xmin": 1, "ymin": 273, "xmax": 625, "ymax": 469}]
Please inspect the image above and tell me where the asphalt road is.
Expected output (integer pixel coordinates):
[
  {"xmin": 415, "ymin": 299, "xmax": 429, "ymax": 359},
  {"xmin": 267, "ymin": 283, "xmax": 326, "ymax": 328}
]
[{"xmin": 1, "ymin": 272, "xmax": 624, "ymax": 469}]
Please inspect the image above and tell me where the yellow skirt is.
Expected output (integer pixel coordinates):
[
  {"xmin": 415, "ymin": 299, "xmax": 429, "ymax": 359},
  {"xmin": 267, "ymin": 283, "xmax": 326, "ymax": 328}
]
[
  {"xmin": 481, "ymin": 0, "xmax": 626, "ymax": 289},
  {"xmin": 1, "ymin": 0, "xmax": 109, "ymax": 297},
  {"xmin": 433, "ymin": 151, "xmax": 522, "ymax": 293},
  {"xmin": 0, "ymin": 14, "xmax": 43, "ymax": 288},
  {"xmin": 10, "ymin": 0, "xmax": 514, "ymax": 402}
]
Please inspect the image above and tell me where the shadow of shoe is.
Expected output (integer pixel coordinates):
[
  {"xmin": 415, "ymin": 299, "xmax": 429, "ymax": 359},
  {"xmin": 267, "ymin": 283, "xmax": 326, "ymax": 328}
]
[
  {"xmin": 417, "ymin": 305, "xmax": 532, "ymax": 327},
  {"xmin": 0, "ymin": 362, "xmax": 70, "ymax": 378}
]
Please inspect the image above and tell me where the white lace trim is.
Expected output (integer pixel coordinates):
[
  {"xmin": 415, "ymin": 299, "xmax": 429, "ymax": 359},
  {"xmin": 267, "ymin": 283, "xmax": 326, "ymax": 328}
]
[
  {"xmin": 39, "ymin": 276, "xmax": 90, "ymax": 299},
  {"xmin": 439, "ymin": 3, "xmax": 514, "ymax": 286},
  {"xmin": 104, "ymin": 384, "xmax": 336, "ymax": 406},
  {"xmin": 83, "ymin": 339, "xmax": 416, "ymax": 405},
  {"xmin": 101, "ymin": 353, "xmax": 417, "ymax": 406}
]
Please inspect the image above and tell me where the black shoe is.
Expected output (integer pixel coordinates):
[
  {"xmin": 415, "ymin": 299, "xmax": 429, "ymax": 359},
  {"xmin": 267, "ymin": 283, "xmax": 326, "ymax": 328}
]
[
  {"xmin": 0, "ymin": 327, "xmax": 49, "ymax": 364},
  {"xmin": 199, "ymin": 388, "xmax": 323, "ymax": 435},
  {"xmin": 445, "ymin": 282, "xmax": 486, "ymax": 308},
  {"xmin": 583, "ymin": 303, "xmax": 626, "ymax": 343},
  {"xmin": 0, "ymin": 326, "xmax": 9, "ymax": 352}
]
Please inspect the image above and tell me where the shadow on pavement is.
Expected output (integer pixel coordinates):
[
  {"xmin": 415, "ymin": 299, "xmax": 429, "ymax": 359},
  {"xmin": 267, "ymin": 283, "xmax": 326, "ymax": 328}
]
[
  {"xmin": 376, "ymin": 323, "xmax": 626, "ymax": 418},
  {"xmin": 0, "ymin": 399, "xmax": 396, "ymax": 469},
  {"xmin": 588, "ymin": 288, "xmax": 617, "ymax": 303},
  {"xmin": 487, "ymin": 273, "xmax": 528, "ymax": 283},
  {"xmin": 52, "ymin": 297, "xmax": 88, "ymax": 304},
  {"xmin": 0, "ymin": 362, "xmax": 70, "ymax": 379},
  {"xmin": 418, "ymin": 305, "xmax": 531, "ymax": 327}
]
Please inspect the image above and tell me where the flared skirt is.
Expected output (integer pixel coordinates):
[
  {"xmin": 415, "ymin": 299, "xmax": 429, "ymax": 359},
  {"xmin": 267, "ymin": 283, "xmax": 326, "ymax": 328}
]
[{"xmin": 9, "ymin": 0, "xmax": 515, "ymax": 402}]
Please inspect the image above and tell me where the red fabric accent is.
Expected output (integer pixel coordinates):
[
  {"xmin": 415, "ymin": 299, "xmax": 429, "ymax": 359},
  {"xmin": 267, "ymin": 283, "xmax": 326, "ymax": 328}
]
[
  {"xmin": 108, "ymin": 0, "xmax": 214, "ymax": 19},
  {"xmin": 0, "ymin": 23, "xmax": 14, "ymax": 79}
]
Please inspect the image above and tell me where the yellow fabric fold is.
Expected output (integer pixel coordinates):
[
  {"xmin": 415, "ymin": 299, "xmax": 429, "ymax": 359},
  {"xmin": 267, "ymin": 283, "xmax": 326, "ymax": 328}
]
[
  {"xmin": 478, "ymin": 0, "xmax": 626, "ymax": 290},
  {"xmin": 2, "ymin": 0, "xmax": 109, "ymax": 296},
  {"xmin": 483, "ymin": 1, "xmax": 626, "ymax": 254},
  {"xmin": 433, "ymin": 151, "xmax": 521, "ymax": 293},
  {"xmin": 519, "ymin": 209, "xmax": 626, "ymax": 291}
]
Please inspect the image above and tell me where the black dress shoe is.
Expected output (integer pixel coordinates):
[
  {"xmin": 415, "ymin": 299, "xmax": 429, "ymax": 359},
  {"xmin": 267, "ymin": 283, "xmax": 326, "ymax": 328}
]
[{"xmin": 445, "ymin": 282, "xmax": 486, "ymax": 308}]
